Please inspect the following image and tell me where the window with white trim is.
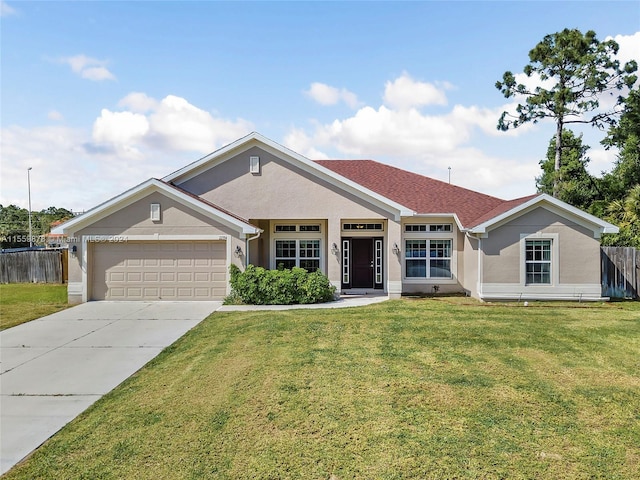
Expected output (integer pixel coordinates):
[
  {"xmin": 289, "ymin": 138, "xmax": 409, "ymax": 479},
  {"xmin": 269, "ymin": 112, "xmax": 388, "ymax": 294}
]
[
  {"xmin": 525, "ymin": 239, "xmax": 551, "ymax": 284},
  {"xmin": 272, "ymin": 222, "xmax": 323, "ymax": 272},
  {"xmin": 275, "ymin": 239, "xmax": 320, "ymax": 271},
  {"xmin": 405, "ymin": 239, "xmax": 452, "ymax": 278}
]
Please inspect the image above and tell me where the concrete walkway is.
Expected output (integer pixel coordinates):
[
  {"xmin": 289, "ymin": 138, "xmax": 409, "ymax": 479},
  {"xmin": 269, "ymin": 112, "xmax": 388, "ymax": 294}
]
[
  {"xmin": 0, "ymin": 301, "xmax": 221, "ymax": 475},
  {"xmin": 0, "ymin": 294, "xmax": 388, "ymax": 475}
]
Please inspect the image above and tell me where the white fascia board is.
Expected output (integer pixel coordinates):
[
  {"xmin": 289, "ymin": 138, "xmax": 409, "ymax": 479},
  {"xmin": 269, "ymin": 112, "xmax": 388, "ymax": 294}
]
[
  {"xmin": 163, "ymin": 132, "xmax": 414, "ymax": 219},
  {"xmin": 54, "ymin": 179, "xmax": 260, "ymax": 236},
  {"xmin": 469, "ymin": 194, "xmax": 619, "ymax": 237}
]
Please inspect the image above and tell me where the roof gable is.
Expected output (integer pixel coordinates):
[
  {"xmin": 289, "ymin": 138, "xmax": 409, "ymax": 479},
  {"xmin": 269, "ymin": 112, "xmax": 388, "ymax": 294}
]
[
  {"xmin": 469, "ymin": 194, "xmax": 619, "ymax": 238},
  {"xmin": 163, "ymin": 132, "xmax": 414, "ymax": 219},
  {"xmin": 52, "ymin": 178, "xmax": 260, "ymax": 236}
]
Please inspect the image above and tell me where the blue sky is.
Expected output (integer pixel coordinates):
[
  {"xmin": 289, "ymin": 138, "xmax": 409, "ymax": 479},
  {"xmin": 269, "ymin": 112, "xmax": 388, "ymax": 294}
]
[{"xmin": 1, "ymin": 1, "xmax": 638, "ymax": 212}]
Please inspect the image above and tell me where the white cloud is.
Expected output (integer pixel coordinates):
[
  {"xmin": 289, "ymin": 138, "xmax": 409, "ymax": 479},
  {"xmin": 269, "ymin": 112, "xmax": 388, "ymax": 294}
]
[
  {"xmin": 607, "ymin": 31, "xmax": 640, "ymax": 68},
  {"xmin": 383, "ymin": 72, "xmax": 448, "ymax": 110},
  {"xmin": 285, "ymin": 72, "xmax": 552, "ymax": 198},
  {"xmin": 148, "ymin": 95, "xmax": 253, "ymax": 152},
  {"xmin": 48, "ymin": 110, "xmax": 64, "ymax": 121},
  {"xmin": 305, "ymin": 82, "xmax": 360, "ymax": 108},
  {"xmin": 118, "ymin": 92, "xmax": 159, "ymax": 113},
  {"xmin": 92, "ymin": 109, "xmax": 149, "ymax": 158},
  {"xmin": 0, "ymin": 1, "xmax": 17, "ymax": 17},
  {"xmin": 1, "ymin": 93, "xmax": 255, "ymax": 211},
  {"xmin": 90, "ymin": 94, "xmax": 253, "ymax": 157},
  {"xmin": 58, "ymin": 54, "xmax": 116, "ymax": 81}
]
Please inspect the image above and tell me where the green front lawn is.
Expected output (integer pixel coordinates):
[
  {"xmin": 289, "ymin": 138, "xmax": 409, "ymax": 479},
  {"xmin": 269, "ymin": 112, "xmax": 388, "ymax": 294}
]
[
  {"xmin": 0, "ymin": 283, "xmax": 68, "ymax": 330},
  {"xmin": 5, "ymin": 299, "xmax": 640, "ymax": 479}
]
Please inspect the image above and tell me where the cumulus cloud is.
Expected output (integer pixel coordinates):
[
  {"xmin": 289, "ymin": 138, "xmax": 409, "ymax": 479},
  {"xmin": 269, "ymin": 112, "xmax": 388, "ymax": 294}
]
[
  {"xmin": 58, "ymin": 54, "xmax": 116, "ymax": 81},
  {"xmin": 118, "ymin": 92, "xmax": 159, "ymax": 113},
  {"xmin": 1, "ymin": 93, "xmax": 255, "ymax": 211},
  {"xmin": 305, "ymin": 82, "xmax": 360, "ymax": 108},
  {"xmin": 383, "ymin": 72, "xmax": 449, "ymax": 110},
  {"xmin": 285, "ymin": 71, "xmax": 549, "ymax": 198},
  {"xmin": 607, "ymin": 31, "xmax": 640, "ymax": 67},
  {"xmin": 90, "ymin": 93, "xmax": 253, "ymax": 157}
]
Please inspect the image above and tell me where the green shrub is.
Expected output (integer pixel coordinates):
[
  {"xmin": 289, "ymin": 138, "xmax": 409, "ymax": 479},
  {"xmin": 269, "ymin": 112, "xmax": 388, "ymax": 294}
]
[{"xmin": 227, "ymin": 264, "xmax": 336, "ymax": 305}]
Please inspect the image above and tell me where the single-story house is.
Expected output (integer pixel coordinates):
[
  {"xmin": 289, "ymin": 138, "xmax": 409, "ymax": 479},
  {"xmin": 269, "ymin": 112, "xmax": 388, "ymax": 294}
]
[{"xmin": 54, "ymin": 132, "xmax": 618, "ymax": 303}]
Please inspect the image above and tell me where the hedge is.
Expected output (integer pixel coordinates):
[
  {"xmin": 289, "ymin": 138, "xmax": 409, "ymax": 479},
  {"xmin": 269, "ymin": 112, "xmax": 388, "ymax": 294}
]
[{"xmin": 227, "ymin": 264, "xmax": 336, "ymax": 305}]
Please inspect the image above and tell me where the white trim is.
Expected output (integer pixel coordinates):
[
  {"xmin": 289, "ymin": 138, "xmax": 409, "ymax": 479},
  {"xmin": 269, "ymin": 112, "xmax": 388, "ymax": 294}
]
[
  {"xmin": 470, "ymin": 194, "xmax": 618, "ymax": 237},
  {"xmin": 410, "ymin": 213, "xmax": 464, "ymax": 232},
  {"xmin": 52, "ymin": 179, "xmax": 260, "ymax": 236},
  {"xmin": 387, "ymin": 280, "xmax": 402, "ymax": 296},
  {"xmin": 162, "ymin": 132, "xmax": 414, "ymax": 219},
  {"xmin": 402, "ymin": 232, "xmax": 457, "ymax": 282},
  {"xmin": 480, "ymin": 283, "xmax": 606, "ymax": 302},
  {"xmin": 67, "ymin": 282, "xmax": 83, "ymax": 297}
]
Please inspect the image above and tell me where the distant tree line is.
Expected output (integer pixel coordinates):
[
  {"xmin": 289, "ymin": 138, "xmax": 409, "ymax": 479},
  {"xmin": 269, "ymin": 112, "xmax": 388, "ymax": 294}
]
[{"xmin": 0, "ymin": 205, "xmax": 74, "ymax": 249}]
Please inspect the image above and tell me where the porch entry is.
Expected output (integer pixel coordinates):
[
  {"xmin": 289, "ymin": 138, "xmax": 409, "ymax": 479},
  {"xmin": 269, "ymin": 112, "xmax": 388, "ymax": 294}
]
[{"xmin": 341, "ymin": 237, "xmax": 384, "ymax": 289}]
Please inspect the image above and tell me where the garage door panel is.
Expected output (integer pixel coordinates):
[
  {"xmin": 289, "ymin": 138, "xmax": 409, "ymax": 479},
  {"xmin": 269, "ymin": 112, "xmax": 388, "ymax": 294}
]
[{"xmin": 92, "ymin": 241, "xmax": 227, "ymax": 301}]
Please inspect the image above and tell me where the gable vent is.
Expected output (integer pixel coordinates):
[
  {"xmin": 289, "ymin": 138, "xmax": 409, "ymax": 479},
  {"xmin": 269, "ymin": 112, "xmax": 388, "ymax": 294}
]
[{"xmin": 250, "ymin": 156, "xmax": 260, "ymax": 174}]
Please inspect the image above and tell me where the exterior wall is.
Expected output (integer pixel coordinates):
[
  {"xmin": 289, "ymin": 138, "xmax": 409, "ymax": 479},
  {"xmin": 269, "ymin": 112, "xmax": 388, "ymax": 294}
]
[
  {"xmin": 480, "ymin": 206, "xmax": 603, "ymax": 301},
  {"xmin": 66, "ymin": 191, "xmax": 244, "ymax": 303},
  {"xmin": 177, "ymin": 147, "xmax": 401, "ymax": 293},
  {"xmin": 177, "ymin": 146, "xmax": 394, "ymax": 220},
  {"xmin": 462, "ymin": 233, "xmax": 479, "ymax": 298}
]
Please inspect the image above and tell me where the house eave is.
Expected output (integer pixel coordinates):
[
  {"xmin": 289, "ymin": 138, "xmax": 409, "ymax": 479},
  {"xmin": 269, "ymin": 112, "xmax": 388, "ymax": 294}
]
[
  {"xmin": 468, "ymin": 194, "xmax": 619, "ymax": 237},
  {"xmin": 52, "ymin": 178, "xmax": 260, "ymax": 236},
  {"xmin": 163, "ymin": 132, "xmax": 414, "ymax": 220}
]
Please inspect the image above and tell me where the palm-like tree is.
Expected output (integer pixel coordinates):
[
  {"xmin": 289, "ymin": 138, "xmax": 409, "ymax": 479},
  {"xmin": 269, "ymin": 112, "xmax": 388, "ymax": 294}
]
[{"xmin": 605, "ymin": 184, "xmax": 640, "ymax": 247}]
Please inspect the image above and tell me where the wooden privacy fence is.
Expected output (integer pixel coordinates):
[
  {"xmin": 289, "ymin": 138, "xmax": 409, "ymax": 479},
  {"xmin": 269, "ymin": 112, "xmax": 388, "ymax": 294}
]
[
  {"xmin": 0, "ymin": 249, "xmax": 67, "ymax": 284},
  {"xmin": 601, "ymin": 247, "xmax": 639, "ymax": 299}
]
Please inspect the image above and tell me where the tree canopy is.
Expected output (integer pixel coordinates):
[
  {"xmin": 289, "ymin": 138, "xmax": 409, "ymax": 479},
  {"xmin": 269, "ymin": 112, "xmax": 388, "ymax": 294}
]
[
  {"xmin": 0, "ymin": 204, "xmax": 74, "ymax": 249},
  {"xmin": 496, "ymin": 28, "xmax": 638, "ymax": 197}
]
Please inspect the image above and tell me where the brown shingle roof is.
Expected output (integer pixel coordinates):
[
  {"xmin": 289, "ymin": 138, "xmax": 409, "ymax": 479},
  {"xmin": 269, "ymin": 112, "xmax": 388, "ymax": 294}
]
[{"xmin": 315, "ymin": 159, "xmax": 534, "ymax": 228}]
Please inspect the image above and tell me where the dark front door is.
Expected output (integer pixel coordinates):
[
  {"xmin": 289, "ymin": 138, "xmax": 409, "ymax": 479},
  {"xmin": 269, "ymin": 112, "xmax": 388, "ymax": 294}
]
[{"xmin": 352, "ymin": 238, "xmax": 374, "ymax": 288}]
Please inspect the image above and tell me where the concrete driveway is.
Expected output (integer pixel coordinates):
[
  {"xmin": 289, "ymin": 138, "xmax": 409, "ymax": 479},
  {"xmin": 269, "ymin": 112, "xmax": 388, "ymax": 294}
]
[{"xmin": 0, "ymin": 301, "xmax": 221, "ymax": 475}]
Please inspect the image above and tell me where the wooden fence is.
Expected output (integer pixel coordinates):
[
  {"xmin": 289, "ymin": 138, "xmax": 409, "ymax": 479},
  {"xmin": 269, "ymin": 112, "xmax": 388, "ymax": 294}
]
[
  {"xmin": 601, "ymin": 247, "xmax": 639, "ymax": 299},
  {"xmin": 0, "ymin": 249, "xmax": 67, "ymax": 284}
]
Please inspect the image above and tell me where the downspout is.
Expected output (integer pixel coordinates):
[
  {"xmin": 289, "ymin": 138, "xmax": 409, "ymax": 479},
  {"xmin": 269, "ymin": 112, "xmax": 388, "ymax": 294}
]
[{"xmin": 245, "ymin": 230, "xmax": 263, "ymax": 267}]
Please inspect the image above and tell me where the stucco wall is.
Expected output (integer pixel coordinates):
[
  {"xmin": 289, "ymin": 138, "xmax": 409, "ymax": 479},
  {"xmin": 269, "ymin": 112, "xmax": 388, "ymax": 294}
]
[
  {"xmin": 177, "ymin": 147, "xmax": 394, "ymax": 220},
  {"xmin": 482, "ymin": 206, "xmax": 600, "ymax": 286},
  {"xmin": 66, "ymin": 191, "xmax": 244, "ymax": 303}
]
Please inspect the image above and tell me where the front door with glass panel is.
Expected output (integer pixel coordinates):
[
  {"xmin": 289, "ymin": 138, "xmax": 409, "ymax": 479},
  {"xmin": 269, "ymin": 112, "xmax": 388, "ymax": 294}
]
[{"xmin": 341, "ymin": 237, "xmax": 383, "ymax": 289}]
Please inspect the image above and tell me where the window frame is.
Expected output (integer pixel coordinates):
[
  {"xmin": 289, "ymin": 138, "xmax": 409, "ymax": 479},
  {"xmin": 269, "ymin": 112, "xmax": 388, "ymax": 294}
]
[
  {"xmin": 402, "ymin": 222, "xmax": 457, "ymax": 282},
  {"xmin": 519, "ymin": 233, "xmax": 559, "ymax": 287},
  {"xmin": 271, "ymin": 221, "xmax": 324, "ymax": 272}
]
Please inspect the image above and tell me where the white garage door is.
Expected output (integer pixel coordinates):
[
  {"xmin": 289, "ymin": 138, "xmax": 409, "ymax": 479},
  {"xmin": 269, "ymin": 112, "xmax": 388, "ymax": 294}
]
[{"xmin": 92, "ymin": 241, "xmax": 227, "ymax": 301}]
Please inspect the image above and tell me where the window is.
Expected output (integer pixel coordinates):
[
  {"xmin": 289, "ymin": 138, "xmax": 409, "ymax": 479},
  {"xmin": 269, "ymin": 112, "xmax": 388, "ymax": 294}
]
[
  {"xmin": 150, "ymin": 203, "xmax": 161, "ymax": 222},
  {"xmin": 525, "ymin": 239, "xmax": 551, "ymax": 284},
  {"xmin": 343, "ymin": 223, "xmax": 383, "ymax": 231},
  {"xmin": 275, "ymin": 239, "xmax": 320, "ymax": 271},
  {"xmin": 405, "ymin": 224, "xmax": 452, "ymax": 232},
  {"xmin": 275, "ymin": 225, "xmax": 297, "ymax": 232},
  {"xmin": 405, "ymin": 239, "xmax": 452, "ymax": 278}
]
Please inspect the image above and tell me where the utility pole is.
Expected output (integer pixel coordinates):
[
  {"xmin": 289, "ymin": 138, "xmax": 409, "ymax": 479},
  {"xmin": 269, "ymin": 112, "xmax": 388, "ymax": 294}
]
[
  {"xmin": 448, "ymin": 166, "xmax": 451, "ymax": 184},
  {"xmin": 28, "ymin": 167, "xmax": 33, "ymax": 248}
]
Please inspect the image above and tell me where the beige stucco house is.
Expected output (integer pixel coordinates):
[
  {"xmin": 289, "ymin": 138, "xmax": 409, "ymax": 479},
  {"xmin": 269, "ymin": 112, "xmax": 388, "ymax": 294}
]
[{"xmin": 54, "ymin": 132, "xmax": 618, "ymax": 304}]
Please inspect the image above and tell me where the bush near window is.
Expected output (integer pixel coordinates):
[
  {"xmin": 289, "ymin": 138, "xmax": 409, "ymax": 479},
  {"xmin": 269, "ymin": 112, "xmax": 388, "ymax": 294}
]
[{"xmin": 227, "ymin": 264, "xmax": 336, "ymax": 305}]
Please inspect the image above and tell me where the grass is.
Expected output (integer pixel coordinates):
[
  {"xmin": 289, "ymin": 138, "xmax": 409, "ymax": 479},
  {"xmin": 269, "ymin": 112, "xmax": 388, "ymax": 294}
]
[
  {"xmin": 4, "ymin": 298, "xmax": 640, "ymax": 479},
  {"xmin": 0, "ymin": 283, "xmax": 68, "ymax": 330}
]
